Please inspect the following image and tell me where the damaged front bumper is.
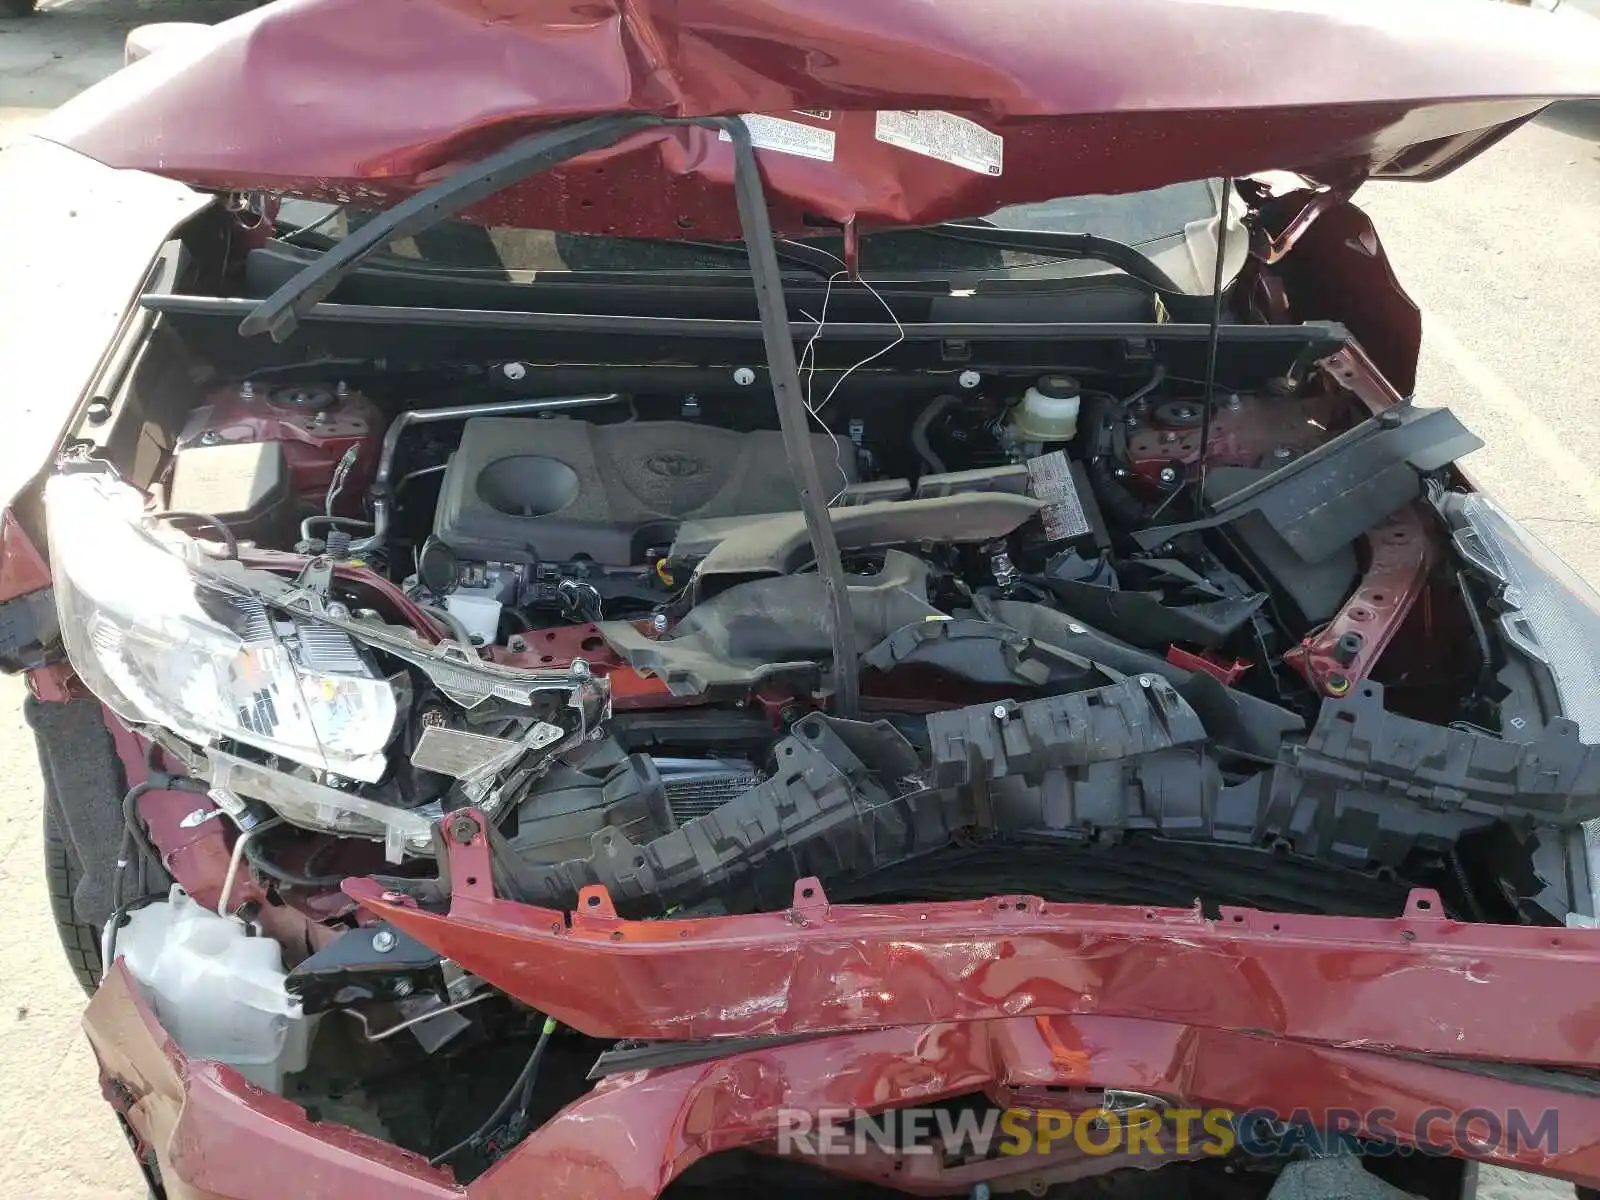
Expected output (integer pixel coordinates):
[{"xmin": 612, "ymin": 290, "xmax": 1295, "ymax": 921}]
[{"xmin": 86, "ymin": 819, "xmax": 1600, "ymax": 1199}]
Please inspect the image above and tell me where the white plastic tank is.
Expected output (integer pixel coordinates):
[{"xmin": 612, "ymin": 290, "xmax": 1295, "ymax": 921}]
[
  {"xmin": 115, "ymin": 887, "xmax": 316, "ymax": 1093},
  {"xmin": 1009, "ymin": 373, "xmax": 1082, "ymax": 444},
  {"xmin": 445, "ymin": 590, "xmax": 503, "ymax": 645}
]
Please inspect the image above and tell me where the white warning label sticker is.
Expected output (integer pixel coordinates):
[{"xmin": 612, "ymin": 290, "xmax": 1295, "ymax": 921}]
[
  {"xmin": 874, "ymin": 110, "xmax": 1004, "ymax": 176},
  {"xmin": 1027, "ymin": 451, "xmax": 1091, "ymax": 542},
  {"xmin": 719, "ymin": 114, "xmax": 836, "ymax": 163}
]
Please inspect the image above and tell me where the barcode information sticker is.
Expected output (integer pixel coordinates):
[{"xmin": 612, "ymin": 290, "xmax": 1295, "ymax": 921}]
[
  {"xmin": 1027, "ymin": 451, "xmax": 1091, "ymax": 541},
  {"xmin": 875, "ymin": 110, "xmax": 1004, "ymax": 176},
  {"xmin": 719, "ymin": 114, "xmax": 837, "ymax": 162}
]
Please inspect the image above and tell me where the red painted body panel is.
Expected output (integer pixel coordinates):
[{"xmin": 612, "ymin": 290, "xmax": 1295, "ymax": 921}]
[
  {"xmin": 0, "ymin": 510, "xmax": 50, "ymax": 604},
  {"xmin": 1285, "ymin": 503, "xmax": 1439, "ymax": 697},
  {"xmin": 40, "ymin": 0, "xmax": 1600, "ymax": 240},
  {"xmin": 182, "ymin": 385, "xmax": 385, "ymax": 516},
  {"xmin": 82, "ymin": 964, "xmax": 1600, "ymax": 1199},
  {"xmin": 104, "ymin": 717, "xmax": 351, "ymax": 952},
  {"xmin": 341, "ymin": 814, "xmax": 1600, "ymax": 1065}
]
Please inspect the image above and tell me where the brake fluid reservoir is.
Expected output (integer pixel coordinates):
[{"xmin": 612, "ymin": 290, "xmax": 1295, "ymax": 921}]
[
  {"xmin": 1009, "ymin": 374, "xmax": 1081, "ymax": 444},
  {"xmin": 116, "ymin": 886, "xmax": 316, "ymax": 1093}
]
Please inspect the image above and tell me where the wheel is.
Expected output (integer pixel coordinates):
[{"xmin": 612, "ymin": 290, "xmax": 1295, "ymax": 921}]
[
  {"xmin": 0, "ymin": 0, "xmax": 40, "ymax": 16},
  {"xmin": 44, "ymin": 806, "xmax": 103, "ymax": 994}
]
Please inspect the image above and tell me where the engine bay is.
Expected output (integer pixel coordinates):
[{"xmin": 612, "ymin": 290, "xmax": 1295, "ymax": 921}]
[
  {"xmin": 111, "ymin": 337, "xmax": 1594, "ymax": 935},
  {"xmin": 39, "ymin": 313, "xmax": 1600, "ymax": 1188}
]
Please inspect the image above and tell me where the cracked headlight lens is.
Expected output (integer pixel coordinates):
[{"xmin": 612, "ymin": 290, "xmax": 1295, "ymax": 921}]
[{"xmin": 45, "ymin": 472, "xmax": 398, "ymax": 782}]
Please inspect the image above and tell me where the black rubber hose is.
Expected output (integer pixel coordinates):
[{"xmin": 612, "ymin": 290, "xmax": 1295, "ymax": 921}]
[
  {"xmin": 120, "ymin": 770, "xmax": 207, "ymax": 888},
  {"xmin": 157, "ymin": 511, "xmax": 240, "ymax": 559},
  {"xmin": 1456, "ymin": 569, "xmax": 1496, "ymax": 698},
  {"xmin": 243, "ymin": 835, "xmax": 347, "ymax": 890}
]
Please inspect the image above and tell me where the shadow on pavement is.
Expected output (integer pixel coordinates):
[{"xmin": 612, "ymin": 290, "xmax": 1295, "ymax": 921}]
[{"xmin": 1537, "ymin": 101, "xmax": 1600, "ymax": 142}]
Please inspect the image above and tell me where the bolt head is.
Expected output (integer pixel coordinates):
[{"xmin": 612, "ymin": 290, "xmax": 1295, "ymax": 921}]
[
  {"xmin": 372, "ymin": 930, "xmax": 397, "ymax": 953},
  {"xmin": 992, "ymin": 704, "xmax": 1010, "ymax": 721},
  {"xmin": 502, "ymin": 361, "xmax": 527, "ymax": 381},
  {"xmin": 448, "ymin": 814, "xmax": 482, "ymax": 844},
  {"xmin": 1158, "ymin": 466, "xmax": 1180, "ymax": 486},
  {"xmin": 199, "ymin": 430, "xmax": 222, "ymax": 445},
  {"xmin": 958, "ymin": 370, "xmax": 982, "ymax": 390},
  {"xmin": 326, "ymin": 601, "xmax": 351, "ymax": 621},
  {"xmin": 650, "ymin": 613, "xmax": 669, "ymax": 634},
  {"xmin": 733, "ymin": 367, "xmax": 757, "ymax": 387}
]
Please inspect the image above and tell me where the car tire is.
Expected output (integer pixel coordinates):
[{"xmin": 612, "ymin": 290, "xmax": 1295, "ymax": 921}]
[
  {"xmin": 44, "ymin": 807, "xmax": 103, "ymax": 994},
  {"xmin": 0, "ymin": 0, "xmax": 41, "ymax": 16}
]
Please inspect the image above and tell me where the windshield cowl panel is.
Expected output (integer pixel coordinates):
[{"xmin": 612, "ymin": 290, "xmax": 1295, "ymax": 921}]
[{"xmin": 38, "ymin": 0, "xmax": 1600, "ymax": 240}]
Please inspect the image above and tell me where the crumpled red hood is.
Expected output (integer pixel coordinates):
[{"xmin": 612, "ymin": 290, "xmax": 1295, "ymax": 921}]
[{"xmin": 39, "ymin": 0, "xmax": 1600, "ymax": 240}]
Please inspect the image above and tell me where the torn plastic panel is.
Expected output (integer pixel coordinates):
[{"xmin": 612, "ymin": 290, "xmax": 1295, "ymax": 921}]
[
  {"xmin": 1040, "ymin": 575, "xmax": 1268, "ymax": 651},
  {"xmin": 859, "ymin": 618, "xmax": 1114, "ymax": 691},
  {"xmin": 384, "ymin": 667, "xmax": 1600, "ymax": 916},
  {"xmin": 1287, "ymin": 681, "xmax": 1600, "ymax": 826},
  {"xmin": 672, "ymin": 492, "xmax": 1040, "ymax": 584},
  {"xmin": 601, "ymin": 550, "xmax": 942, "ymax": 698},
  {"xmin": 983, "ymin": 597, "xmax": 1305, "ymax": 759},
  {"xmin": 1135, "ymin": 404, "xmax": 1482, "ymax": 559},
  {"xmin": 207, "ymin": 749, "xmax": 433, "ymax": 861},
  {"xmin": 416, "ymin": 676, "xmax": 1203, "ymax": 914},
  {"xmin": 503, "ymin": 742, "xmax": 677, "ymax": 865}
]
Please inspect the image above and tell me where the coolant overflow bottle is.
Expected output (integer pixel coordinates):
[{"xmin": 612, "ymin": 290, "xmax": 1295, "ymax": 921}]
[{"xmin": 1009, "ymin": 374, "xmax": 1081, "ymax": 444}]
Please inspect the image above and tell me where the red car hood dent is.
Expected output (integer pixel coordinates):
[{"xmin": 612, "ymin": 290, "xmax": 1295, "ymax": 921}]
[{"xmin": 40, "ymin": 0, "xmax": 1600, "ymax": 240}]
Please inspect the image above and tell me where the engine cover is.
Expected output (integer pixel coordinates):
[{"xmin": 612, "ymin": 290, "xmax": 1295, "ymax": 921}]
[{"xmin": 432, "ymin": 417, "xmax": 851, "ymax": 566}]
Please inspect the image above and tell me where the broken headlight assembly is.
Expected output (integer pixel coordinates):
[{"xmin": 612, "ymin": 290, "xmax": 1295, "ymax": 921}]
[
  {"xmin": 1451, "ymin": 491, "xmax": 1600, "ymax": 741},
  {"xmin": 44, "ymin": 471, "xmax": 400, "ymax": 783}
]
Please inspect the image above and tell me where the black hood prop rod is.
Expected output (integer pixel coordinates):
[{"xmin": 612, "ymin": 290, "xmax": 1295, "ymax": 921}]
[{"xmin": 238, "ymin": 114, "xmax": 860, "ymax": 717}]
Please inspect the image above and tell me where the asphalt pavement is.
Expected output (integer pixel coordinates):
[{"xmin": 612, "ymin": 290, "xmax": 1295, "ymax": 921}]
[{"xmin": 0, "ymin": 1, "xmax": 1595, "ymax": 1195}]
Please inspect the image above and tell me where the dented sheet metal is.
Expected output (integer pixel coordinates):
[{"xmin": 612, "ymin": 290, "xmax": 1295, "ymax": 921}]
[
  {"xmin": 40, "ymin": 0, "xmax": 1600, "ymax": 240},
  {"xmin": 83, "ymin": 963, "xmax": 1600, "ymax": 1198},
  {"xmin": 344, "ymin": 810, "xmax": 1600, "ymax": 1060}
]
